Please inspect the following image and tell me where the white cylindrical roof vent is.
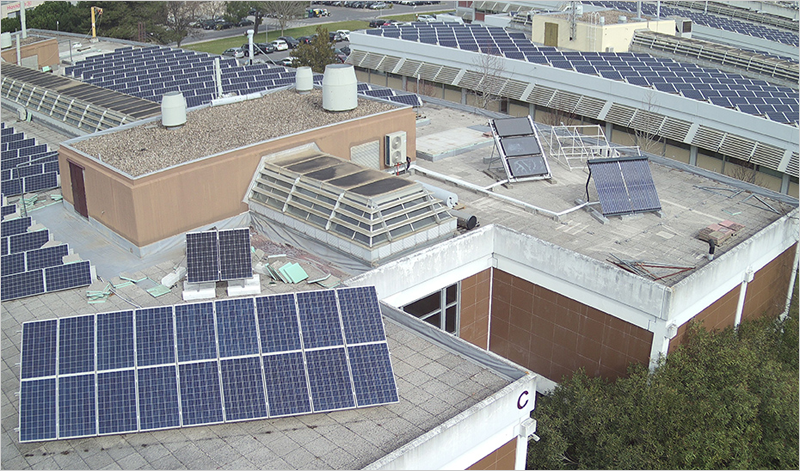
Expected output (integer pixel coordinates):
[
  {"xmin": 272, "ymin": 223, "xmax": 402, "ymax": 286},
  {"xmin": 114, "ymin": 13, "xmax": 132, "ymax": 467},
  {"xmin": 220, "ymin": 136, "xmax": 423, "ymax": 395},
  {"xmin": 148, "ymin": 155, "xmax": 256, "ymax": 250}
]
[
  {"xmin": 296, "ymin": 66, "xmax": 313, "ymax": 94},
  {"xmin": 0, "ymin": 32, "xmax": 11, "ymax": 49},
  {"xmin": 161, "ymin": 91, "xmax": 187, "ymax": 128},
  {"xmin": 322, "ymin": 63, "xmax": 357, "ymax": 112},
  {"xmin": 619, "ymin": 15, "xmax": 627, "ymax": 23}
]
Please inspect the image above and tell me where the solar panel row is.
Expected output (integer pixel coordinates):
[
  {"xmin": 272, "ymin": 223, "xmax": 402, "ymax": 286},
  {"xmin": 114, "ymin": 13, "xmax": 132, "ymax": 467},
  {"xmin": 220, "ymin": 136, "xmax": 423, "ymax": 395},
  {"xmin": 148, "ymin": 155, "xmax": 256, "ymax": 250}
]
[
  {"xmin": 370, "ymin": 23, "xmax": 798, "ymax": 125},
  {"xmin": 1, "ymin": 127, "xmax": 59, "ymax": 199},
  {"xmin": 1, "ymin": 243, "xmax": 69, "ymax": 276},
  {"xmin": 18, "ymin": 286, "xmax": 398, "ymax": 442},
  {"xmin": 1, "ymin": 260, "xmax": 92, "ymax": 301},
  {"xmin": 491, "ymin": 117, "xmax": 551, "ymax": 180}
]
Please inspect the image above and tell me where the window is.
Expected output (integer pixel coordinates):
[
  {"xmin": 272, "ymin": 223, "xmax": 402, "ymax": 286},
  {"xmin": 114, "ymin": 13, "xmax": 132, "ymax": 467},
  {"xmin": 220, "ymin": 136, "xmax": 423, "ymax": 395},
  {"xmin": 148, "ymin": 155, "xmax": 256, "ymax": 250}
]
[{"xmin": 402, "ymin": 283, "xmax": 459, "ymax": 334}]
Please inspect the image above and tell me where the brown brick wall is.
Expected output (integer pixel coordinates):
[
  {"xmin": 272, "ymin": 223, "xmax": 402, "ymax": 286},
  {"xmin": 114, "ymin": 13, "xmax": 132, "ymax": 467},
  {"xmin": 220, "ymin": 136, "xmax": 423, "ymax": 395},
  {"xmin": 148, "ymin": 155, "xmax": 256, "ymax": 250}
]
[
  {"xmin": 467, "ymin": 438, "xmax": 516, "ymax": 470},
  {"xmin": 669, "ymin": 244, "xmax": 796, "ymax": 352},
  {"xmin": 460, "ymin": 268, "xmax": 492, "ymax": 349},
  {"xmin": 489, "ymin": 269, "xmax": 653, "ymax": 381}
]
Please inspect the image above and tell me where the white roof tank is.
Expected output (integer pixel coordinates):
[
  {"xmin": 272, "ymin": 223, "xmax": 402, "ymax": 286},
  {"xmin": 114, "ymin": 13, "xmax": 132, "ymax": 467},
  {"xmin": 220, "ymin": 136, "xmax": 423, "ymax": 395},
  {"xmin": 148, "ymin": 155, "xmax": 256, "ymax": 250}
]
[
  {"xmin": 1, "ymin": 32, "xmax": 12, "ymax": 49},
  {"xmin": 161, "ymin": 91, "xmax": 186, "ymax": 128},
  {"xmin": 322, "ymin": 63, "xmax": 357, "ymax": 112},
  {"xmin": 295, "ymin": 66, "xmax": 314, "ymax": 94}
]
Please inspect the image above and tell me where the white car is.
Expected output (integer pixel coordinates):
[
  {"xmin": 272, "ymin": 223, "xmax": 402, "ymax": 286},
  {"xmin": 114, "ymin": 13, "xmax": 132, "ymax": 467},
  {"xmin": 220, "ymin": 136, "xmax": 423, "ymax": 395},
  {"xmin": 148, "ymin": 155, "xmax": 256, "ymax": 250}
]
[
  {"xmin": 271, "ymin": 40, "xmax": 289, "ymax": 51},
  {"xmin": 281, "ymin": 57, "xmax": 298, "ymax": 67},
  {"xmin": 335, "ymin": 30, "xmax": 350, "ymax": 41},
  {"xmin": 222, "ymin": 47, "xmax": 244, "ymax": 59}
]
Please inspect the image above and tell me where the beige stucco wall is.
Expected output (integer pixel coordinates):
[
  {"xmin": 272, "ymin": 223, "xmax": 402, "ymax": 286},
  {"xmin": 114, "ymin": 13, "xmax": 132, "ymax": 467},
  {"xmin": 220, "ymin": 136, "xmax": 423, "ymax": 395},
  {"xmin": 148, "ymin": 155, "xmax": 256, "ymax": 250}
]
[
  {"xmin": 533, "ymin": 15, "xmax": 675, "ymax": 52},
  {"xmin": 1, "ymin": 37, "xmax": 59, "ymax": 69},
  {"xmin": 59, "ymin": 107, "xmax": 417, "ymax": 247}
]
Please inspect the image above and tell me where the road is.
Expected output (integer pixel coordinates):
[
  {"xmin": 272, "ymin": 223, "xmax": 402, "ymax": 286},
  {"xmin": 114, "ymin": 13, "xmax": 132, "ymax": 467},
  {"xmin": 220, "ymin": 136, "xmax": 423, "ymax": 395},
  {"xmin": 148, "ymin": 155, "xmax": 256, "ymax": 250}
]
[{"xmin": 181, "ymin": 1, "xmax": 455, "ymax": 45}]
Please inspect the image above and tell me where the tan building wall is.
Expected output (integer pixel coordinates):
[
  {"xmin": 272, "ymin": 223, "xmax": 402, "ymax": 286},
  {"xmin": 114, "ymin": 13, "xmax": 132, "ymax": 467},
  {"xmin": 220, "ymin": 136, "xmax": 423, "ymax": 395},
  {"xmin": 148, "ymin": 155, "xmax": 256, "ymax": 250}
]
[
  {"xmin": 467, "ymin": 438, "xmax": 516, "ymax": 470},
  {"xmin": 533, "ymin": 15, "xmax": 674, "ymax": 52},
  {"xmin": 668, "ymin": 244, "xmax": 796, "ymax": 352},
  {"xmin": 489, "ymin": 269, "xmax": 653, "ymax": 381},
  {"xmin": 460, "ymin": 268, "xmax": 492, "ymax": 349},
  {"xmin": 0, "ymin": 37, "xmax": 59, "ymax": 70},
  {"xmin": 59, "ymin": 107, "xmax": 416, "ymax": 248}
]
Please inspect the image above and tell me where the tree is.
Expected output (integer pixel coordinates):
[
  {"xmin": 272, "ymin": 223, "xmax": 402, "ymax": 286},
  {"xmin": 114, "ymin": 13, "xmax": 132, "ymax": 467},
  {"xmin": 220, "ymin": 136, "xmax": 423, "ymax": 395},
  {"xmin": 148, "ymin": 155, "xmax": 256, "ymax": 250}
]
[
  {"xmin": 263, "ymin": 1, "xmax": 305, "ymax": 36},
  {"xmin": 471, "ymin": 43, "xmax": 506, "ymax": 110},
  {"xmin": 163, "ymin": 1, "xmax": 204, "ymax": 47},
  {"xmin": 226, "ymin": 1, "xmax": 267, "ymax": 36},
  {"xmin": 78, "ymin": 1, "xmax": 170, "ymax": 43},
  {"xmin": 633, "ymin": 91, "xmax": 665, "ymax": 155},
  {"xmin": 527, "ymin": 295, "xmax": 799, "ymax": 470},
  {"xmin": 291, "ymin": 26, "xmax": 340, "ymax": 73},
  {"xmin": 2, "ymin": 1, "xmax": 83, "ymax": 34}
]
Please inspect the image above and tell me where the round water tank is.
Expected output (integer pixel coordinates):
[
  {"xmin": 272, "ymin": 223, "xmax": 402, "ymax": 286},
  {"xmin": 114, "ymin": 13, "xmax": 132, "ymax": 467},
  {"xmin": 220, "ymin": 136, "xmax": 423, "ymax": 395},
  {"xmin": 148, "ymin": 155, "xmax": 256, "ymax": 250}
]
[
  {"xmin": 322, "ymin": 64, "xmax": 357, "ymax": 112},
  {"xmin": 161, "ymin": 91, "xmax": 186, "ymax": 128},
  {"xmin": 1, "ymin": 32, "xmax": 11, "ymax": 49},
  {"xmin": 296, "ymin": 66, "xmax": 313, "ymax": 94}
]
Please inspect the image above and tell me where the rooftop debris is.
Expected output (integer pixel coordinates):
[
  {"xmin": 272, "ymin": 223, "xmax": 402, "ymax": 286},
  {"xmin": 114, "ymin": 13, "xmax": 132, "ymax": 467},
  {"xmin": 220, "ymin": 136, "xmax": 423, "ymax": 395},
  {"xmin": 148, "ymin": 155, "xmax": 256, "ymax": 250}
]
[{"xmin": 608, "ymin": 254, "xmax": 695, "ymax": 281}]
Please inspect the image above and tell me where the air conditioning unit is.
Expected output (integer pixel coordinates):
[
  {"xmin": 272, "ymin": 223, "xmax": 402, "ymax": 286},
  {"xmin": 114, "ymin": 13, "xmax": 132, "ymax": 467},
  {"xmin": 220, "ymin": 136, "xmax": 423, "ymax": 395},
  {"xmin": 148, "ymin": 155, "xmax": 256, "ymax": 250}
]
[{"xmin": 385, "ymin": 131, "xmax": 407, "ymax": 166}]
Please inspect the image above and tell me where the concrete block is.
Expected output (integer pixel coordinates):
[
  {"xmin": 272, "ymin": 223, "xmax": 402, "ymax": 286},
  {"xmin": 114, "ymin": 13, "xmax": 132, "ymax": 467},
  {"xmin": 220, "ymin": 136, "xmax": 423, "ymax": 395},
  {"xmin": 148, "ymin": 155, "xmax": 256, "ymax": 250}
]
[
  {"xmin": 182, "ymin": 281, "xmax": 216, "ymax": 301},
  {"xmin": 227, "ymin": 274, "xmax": 261, "ymax": 297},
  {"xmin": 161, "ymin": 266, "xmax": 186, "ymax": 288}
]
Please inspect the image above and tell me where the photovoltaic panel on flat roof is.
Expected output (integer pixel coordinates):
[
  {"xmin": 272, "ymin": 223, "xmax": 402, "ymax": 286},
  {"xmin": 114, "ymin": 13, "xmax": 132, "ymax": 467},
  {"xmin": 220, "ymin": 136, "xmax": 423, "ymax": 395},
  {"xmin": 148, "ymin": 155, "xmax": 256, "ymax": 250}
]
[
  {"xmin": 588, "ymin": 157, "xmax": 662, "ymax": 216},
  {"xmin": 9, "ymin": 230, "xmax": 48, "ymax": 254},
  {"xmin": 500, "ymin": 136, "xmax": 541, "ymax": 157},
  {"xmin": 18, "ymin": 287, "xmax": 397, "ymax": 442},
  {"xmin": 1, "ymin": 269, "xmax": 45, "ymax": 300},
  {"xmin": 45, "ymin": 261, "xmax": 92, "ymax": 293},
  {"xmin": 2, "ymin": 252, "xmax": 25, "ymax": 276},
  {"xmin": 507, "ymin": 156, "xmax": 550, "ymax": 178},
  {"xmin": 494, "ymin": 117, "xmax": 534, "ymax": 137},
  {"xmin": 186, "ymin": 231, "xmax": 219, "ymax": 283},
  {"xmin": 1, "ymin": 216, "xmax": 31, "ymax": 237},
  {"xmin": 296, "ymin": 290, "xmax": 344, "ymax": 349},
  {"xmin": 218, "ymin": 229, "xmax": 252, "ymax": 281},
  {"xmin": 26, "ymin": 244, "xmax": 69, "ymax": 271}
]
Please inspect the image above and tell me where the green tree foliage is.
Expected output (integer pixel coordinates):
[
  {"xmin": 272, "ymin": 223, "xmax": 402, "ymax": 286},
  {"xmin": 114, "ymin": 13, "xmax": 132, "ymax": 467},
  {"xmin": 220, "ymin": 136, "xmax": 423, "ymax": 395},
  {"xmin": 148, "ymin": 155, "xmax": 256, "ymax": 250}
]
[
  {"xmin": 86, "ymin": 1, "xmax": 170, "ymax": 43},
  {"xmin": 1, "ymin": 1, "xmax": 83, "ymax": 34},
  {"xmin": 163, "ymin": 1, "xmax": 203, "ymax": 48},
  {"xmin": 226, "ymin": 1, "xmax": 266, "ymax": 34},
  {"xmin": 290, "ymin": 26, "xmax": 339, "ymax": 74},
  {"xmin": 528, "ymin": 296, "xmax": 799, "ymax": 470}
]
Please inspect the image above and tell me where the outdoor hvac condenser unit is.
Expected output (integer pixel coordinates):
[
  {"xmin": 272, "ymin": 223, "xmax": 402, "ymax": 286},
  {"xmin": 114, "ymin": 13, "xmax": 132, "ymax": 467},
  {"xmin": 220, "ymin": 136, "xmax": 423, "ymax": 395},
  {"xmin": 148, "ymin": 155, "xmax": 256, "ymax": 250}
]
[{"xmin": 385, "ymin": 131, "xmax": 407, "ymax": 166}]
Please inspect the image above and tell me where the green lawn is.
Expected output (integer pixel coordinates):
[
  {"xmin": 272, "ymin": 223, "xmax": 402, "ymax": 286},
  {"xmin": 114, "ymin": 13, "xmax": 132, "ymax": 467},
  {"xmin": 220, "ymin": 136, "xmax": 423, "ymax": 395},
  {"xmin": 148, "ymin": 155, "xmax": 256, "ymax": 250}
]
[{"xmin": 182, "ymin": 10, "xmax": 454, "ymax": 55}]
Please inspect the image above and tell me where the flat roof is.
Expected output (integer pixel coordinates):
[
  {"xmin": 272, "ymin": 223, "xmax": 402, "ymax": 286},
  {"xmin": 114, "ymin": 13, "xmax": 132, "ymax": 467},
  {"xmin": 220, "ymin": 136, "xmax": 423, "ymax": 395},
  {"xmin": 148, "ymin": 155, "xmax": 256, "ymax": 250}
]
[
  {"xmin": 68, "ymin": 89, "xmax": 397, "ymax": 177},
  {"xmin": 411, "ymin": 102, "xmax": 796, "ymax": 286},
  {"xmin": 0, "ymin": 235, "xmax": 517, "ymax": 469}
]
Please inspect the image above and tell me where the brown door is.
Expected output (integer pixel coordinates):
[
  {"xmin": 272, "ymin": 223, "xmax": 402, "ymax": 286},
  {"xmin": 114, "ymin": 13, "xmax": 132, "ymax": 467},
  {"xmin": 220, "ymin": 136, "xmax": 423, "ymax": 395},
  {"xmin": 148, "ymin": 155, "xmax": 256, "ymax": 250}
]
[
  {"xmin": 544, "ymin": 22, "xmax": 559, "ymax": 47},
  {"xmin": 68, "ymin": 161, "xmax": 88, "ymax": 218}
]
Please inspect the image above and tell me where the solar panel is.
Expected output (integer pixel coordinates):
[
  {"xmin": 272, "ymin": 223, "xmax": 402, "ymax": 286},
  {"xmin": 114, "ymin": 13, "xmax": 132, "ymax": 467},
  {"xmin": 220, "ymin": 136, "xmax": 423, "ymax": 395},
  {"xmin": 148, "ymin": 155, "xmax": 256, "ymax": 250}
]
[
  {"xmin": 262, "ymin": 352, "xmax": 312, "ymax": 417},
  {"xmin": 25, "ymin": 244, "xmax": 69, "ymax": 271},
  {"xmin": 306, "ymin": 348, "xmax": 355, "ymax": 412},
  {"xmin": 338, "ymin": 286, "xmax": 386, "ymax": 344},
  {"xmin": 9, "ymin": 230, "xmax": 49, "ymax": 254},
  {"xmin": 44, "ymin": 261, "xmax": 92, "ymax": 292},
  {"xmin": 21, "ymin": 319, "xmax": 57, "ymax": 379},
  {"xmin": 1, "ymin": 204, "xmax": 15, "ymax": 217},
  {"xmin": 220, "ymin": 357, "xmax": 268, "ymax": 421},
  {"xmin": 1, "ymin": 269, "xmax": 44, "ymax": 300},
  {"xmin": 500, "ymin": 136, "xmax": 541, "ymax": 157},
  {"xmin": 218, "ymin": 228, "xmax": 252, "ymax": 281},
  {"xmin": 175, "ymin": 302, "xmax": 217, "ymax": 361},
  {"xmin": 216, "ymin": 297, "xmax": 259, "ymax": 357},
  {"xmin": 97, "ymin": 311, "xmax": 135, "ymax": 371},
  {"xmin": 296, "ymin": 290, "xmax": 344, "ymax": 349},
  {"xmin": 179, "ymin": 361, "xmax": 224, "ymax": 426},
  {"xmin": 19, "ymin": 379, "xmax": 57, "ymax": 442},
  {"xmin": 348, "ymin": 343, "xmax": 399, "ymax": 406},
  {"xmin": 1, "ymin": 216, "xmax": 31, "ymax": 237},
  {"xmin": 23, "ymin": 172, "xmax": 58, "ymax": 193},
  {"xmin": 58, "ymin": 374, "xmax": 97, "ymax": 439},
  {"xmin": 186, "ymin": 230, "xmax": 220, "ymax": 283},
  {"xmin": 137, "ymin": 365, "xmax": 180, "ymax": 430},
  {"xmin": 59, "ymin": 314, "xmax": 95, "ymax": 375},
  {"xmin": 97, "ymin": 370, "xmax": 138, "ymax": 434},
  {"xmin": 494, "ymin": 117, "xmax": 534, "ymax": 137},
  {"xmin": 135, "ymin": 306, "xmax": 175, "ymax": 367},
  {"xmin": 588, "ymin": 157, "xmax": 661, "ymax": 216},
  {"xmin": 507, "ymin": 155, "xmax": 550, "ymax": 178},
  {"xmin": 2, "ymin": 252, "xmax": 25, "ymax": 276},
  {"xmin": 257, "ymin": 293, "xmax": 302, "ymax": 353}
]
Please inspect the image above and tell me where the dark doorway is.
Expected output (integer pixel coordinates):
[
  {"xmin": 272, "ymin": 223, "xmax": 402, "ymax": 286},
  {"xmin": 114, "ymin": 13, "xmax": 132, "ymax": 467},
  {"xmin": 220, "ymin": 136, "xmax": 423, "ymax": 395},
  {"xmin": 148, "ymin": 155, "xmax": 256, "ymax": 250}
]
[
  {"xmin": 68, "ymin": 161, "xmax": 88, "ymax": 218},
  {"xmin": 544, "ymin": 22, "xmax": 559, "ymax": 47}
]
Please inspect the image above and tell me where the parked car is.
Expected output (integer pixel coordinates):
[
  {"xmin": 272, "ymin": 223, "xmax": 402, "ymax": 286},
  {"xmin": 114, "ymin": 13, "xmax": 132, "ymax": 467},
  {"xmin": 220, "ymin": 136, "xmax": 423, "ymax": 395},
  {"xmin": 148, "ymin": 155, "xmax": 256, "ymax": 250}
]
[
  {"xmin": 222, "ymin": 47, "xmax": 244, "ymax": 59},
  {"xmin": 416, "ymin": 14, "xmax": 435, "ymax": 22},
  {"xmin": 241, "ymin": 42, "xmax": 275, "ymax": 56},
  {"xmin": 332, "ymin": 47, "xmax": 347, "ymax": 63},
  {"xmin": 334, "ymin": 30, "xmax": 350, "ymax": 41},
  {"xmin": 199, "ymin": 19, "xmax": 218, "ymax": 30},
  {"xmin": 271, "ymin": 39, "xmax": 289, "ymax": 51},
  {"xmin": 281, "ymin": 57, "xmax": 298, "ymax": 67},
  {"xmin": 368, "ymin": 18, "xmax": 390, "ymax": 27},
  {"xmin": 297, "ymin": 36, "xmax": 314, "ymax": 44},
  {"xmin": 278, "ymin": 36, "xmax": 300, "ymax": 49},
  {"xmin": 237, "ymin": 18, "xmax": 254, "ymax": 27},
  {"xmin": 339, "ymin": 45, "xmax": 351, "ymax": 56},
  {"xmin": 369, "ymin": 2, "xmax": 388, "ymax": 9},
  {"xmin": 215, "ymin": 20, "xmax": 234, "ymax": 30}
]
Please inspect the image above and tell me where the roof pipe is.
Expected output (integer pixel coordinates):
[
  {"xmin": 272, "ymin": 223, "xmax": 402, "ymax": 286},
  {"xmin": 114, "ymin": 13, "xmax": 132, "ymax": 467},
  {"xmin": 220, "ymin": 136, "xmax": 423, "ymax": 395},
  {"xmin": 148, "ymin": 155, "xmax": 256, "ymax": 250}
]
[{"xmin": 20, "ymin": 2, "xmax": 27, "ymax": 39}]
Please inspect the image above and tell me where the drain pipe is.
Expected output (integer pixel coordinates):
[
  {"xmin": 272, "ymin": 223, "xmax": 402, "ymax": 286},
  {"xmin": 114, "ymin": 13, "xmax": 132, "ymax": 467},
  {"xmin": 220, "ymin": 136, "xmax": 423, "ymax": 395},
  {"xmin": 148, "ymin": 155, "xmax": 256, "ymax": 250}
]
[
  {"xmin": 780, "ymin": 243, "xmax": 799, "ymax": 321},
  {"xmin": 734, "ymin": 267, "xmax": 755, "ymax": 329}
]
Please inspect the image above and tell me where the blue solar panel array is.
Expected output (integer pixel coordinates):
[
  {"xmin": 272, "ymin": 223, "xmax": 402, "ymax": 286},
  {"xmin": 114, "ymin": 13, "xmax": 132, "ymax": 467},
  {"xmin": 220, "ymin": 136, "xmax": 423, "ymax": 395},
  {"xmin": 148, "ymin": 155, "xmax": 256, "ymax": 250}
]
[
  {"xmin": 186, "ymin": 228, "xmax": 252, "ymax": 283},
  {"xmin": 1, "ymin": 126, "xmax": 60, "ymax": 198},
  {"xmin": 63, "ymin": 45, "xmax": 422, "ymax": 109},
  {"xmin": 18, "ymin": 286, "xmax": 398, "ymax": 442},
  {"xmin": 588, "ymin": 157, "xmax": 662, "ymax": 216},
  {"xmin": 588, "ymin": 1, "xmax": 799, "ymax": 47},
  {"xmin": 365, "ymin": 23, "xmax": 798, "ymax": 126}
]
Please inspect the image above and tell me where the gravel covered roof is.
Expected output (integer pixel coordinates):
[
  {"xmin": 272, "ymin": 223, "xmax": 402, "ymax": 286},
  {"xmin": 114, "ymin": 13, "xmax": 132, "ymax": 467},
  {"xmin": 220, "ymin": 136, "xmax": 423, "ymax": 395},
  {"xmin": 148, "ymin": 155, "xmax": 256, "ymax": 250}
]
[{"xmin": 69, "ymin": 89, "xmax": 397, "ymax": 177}]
